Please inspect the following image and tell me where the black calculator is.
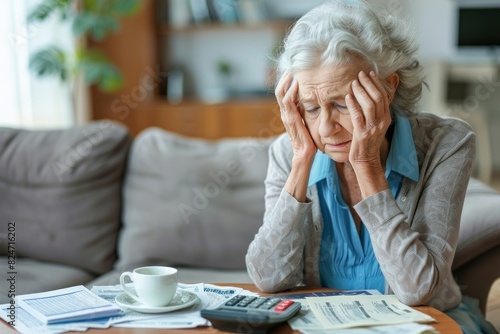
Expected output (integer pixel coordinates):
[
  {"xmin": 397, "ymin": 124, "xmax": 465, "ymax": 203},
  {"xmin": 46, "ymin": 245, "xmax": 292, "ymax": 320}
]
[{"xmin": 200, "ymin": 294, "xmax": 301, "ymax": 333}]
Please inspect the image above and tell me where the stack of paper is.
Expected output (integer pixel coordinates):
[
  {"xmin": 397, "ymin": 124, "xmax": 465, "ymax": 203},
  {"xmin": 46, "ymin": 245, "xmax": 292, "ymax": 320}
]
[
  {"xmin": 0, "ymin": 283, "xmax": 257, "ymax": 334},
  {"xmin": 16, "ymin": 286, "xmax": 122, "ymax": 325},
  {"xmin": 1, "ymin": 285, "xmax": 122, "ymax": 334},
  {"xmin": 287, "ymin": 293, "xmax": 438, "ymax": 334}
]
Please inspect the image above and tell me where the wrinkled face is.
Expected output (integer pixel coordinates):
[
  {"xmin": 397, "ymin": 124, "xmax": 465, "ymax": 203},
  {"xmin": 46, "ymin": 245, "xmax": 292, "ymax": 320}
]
[{"xmin": 295, "ymin": 63, "xmax": 369, "ymax": 163}]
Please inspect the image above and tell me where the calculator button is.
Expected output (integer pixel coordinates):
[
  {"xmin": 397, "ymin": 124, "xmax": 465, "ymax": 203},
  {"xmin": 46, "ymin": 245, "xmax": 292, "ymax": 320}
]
[
  {"xmin": 225, "ymin": 295, "xmax": 245, "ymax": 306},
  {"xmin": 236, "ymin": 296, "xmax": 257, "ymax": 307},
  {"xmin": 259, "ymin": 298, "xmax": 280, "ymax": 309},
  {"xmin": 274, "ymin": 300, "xmax": 294, "ymax": 312},
  {"xmin": 259, "ymin": 303, "xmax": 274, "ymax": 309},
  {"xmin": 247, "ymin": 297, "xmax": 268, "ymax": 308}
]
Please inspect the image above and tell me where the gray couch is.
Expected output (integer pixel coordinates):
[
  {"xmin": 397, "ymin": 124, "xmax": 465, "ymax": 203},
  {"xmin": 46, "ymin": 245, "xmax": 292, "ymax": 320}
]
[{"xmin": 0, "ymin": 121, "xmax": 499, "ymax": 315}]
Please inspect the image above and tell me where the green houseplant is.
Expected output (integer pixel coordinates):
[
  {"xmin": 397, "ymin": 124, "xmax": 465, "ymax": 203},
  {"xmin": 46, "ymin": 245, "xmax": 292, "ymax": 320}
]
[{"xmin": 28, "ymin": 0, "xmax": 140, "ymax": 108}]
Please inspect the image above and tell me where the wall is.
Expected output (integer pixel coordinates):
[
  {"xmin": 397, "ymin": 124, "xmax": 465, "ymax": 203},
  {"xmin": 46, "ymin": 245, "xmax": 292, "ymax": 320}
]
[
  {"xmin": 164, "ymin": 0, "xmax": 326, "ymax": 101},
  {"xmin": 168, "ymin": 29, "xmax": 279, "ymax": 99},
  {"xmin": 401, "ymin": 0, "xmax": 500, "ymax": 176}
]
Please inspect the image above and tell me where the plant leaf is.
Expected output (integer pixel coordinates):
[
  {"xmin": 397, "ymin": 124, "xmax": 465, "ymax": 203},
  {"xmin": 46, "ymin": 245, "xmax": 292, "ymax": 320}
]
[
  {"xmin": 29, "ymin": 47, "xmax": 68, "ymax": 81},
  {"xmin": 28, "ymin": 0, "xmax": 135, "ymax": 94},
  {"xmin": 78, "ymin": 50, "xmax": 123, "ymax": 92},
  {"xmin": 83, "ymin": 0, "xmax": 140, "ymax": 17},
  {"xmin": 73, "ymin": 12, "xmax": 119, "ymax": 39},
  {"xmin": 107, "ymin": 0, "xmax": 141, "ymax": 16},
  {"xmin": 27, "ymin": 0, "xmax": 72, "ymax": 23}
]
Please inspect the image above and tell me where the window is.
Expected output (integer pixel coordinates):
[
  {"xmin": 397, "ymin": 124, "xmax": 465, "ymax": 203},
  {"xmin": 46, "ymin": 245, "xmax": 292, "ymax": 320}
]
[{"xmin": 0, "ymin": 0, "xmax": 75, "ymax": 129}]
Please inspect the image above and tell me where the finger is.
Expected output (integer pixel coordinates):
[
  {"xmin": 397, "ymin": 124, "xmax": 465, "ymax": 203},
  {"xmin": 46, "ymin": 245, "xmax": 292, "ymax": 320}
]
[
  {"xmin": 275, "ymin": 71, "xmax": 293, "ymax": 108},
  {"xmin": 369, "ymin": 71, "xmax": 390, "ymax": 102},
  {"xmin": 356, "ymin": 71, "xmax": 388, "ymax": 119},
  {"xmin": 282, "ymin": 78, "xmax": 298, "ymax": 109},
  {"xmin": 366, "ymin": 71, "xmax": 390, "ymax": 110},
  {"xmin": 350, "ymin": 78, "xmax": 376, "ymax": 124},
  {"xmin": 345, "ymin": 92, "xmax": 365, "ymax": 130},
  {"xmin": 281, "ymin": 79, "xmax": 300, "ymax": 124}
]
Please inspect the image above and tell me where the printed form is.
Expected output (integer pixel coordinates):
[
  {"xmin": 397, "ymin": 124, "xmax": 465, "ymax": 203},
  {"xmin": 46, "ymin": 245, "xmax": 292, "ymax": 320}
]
[{"xmin": 305, "ymin": 294, "xmax": 435, "ymax": 330}]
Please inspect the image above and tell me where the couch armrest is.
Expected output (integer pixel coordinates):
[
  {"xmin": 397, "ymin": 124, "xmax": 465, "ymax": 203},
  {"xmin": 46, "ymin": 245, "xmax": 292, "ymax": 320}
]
[
  {"xmin": 452, "ymin": 178, "xmax": 500, "ymax": 313},
  {"xmin": 453, "ymin": 245, "xmax": 500, "ymax": 314}
]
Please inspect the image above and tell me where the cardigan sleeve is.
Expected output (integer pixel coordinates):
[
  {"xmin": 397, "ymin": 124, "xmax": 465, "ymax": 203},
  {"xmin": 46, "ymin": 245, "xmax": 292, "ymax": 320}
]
[
  {"xmin": 245, "ymin": 134, "xmax": 313, "ymax": 292},
  {"xmin": 354, "ymin": 117, "xmax": 476, "ymax": 309}
]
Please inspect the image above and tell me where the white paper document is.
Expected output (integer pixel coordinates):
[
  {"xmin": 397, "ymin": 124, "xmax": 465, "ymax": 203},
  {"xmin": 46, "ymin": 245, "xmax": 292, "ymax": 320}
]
[
  {"xmin": 0, "ymin": 305, "xmax": 95, "ymax": 334},
  {"xmin": 91, "ymin": 282, "xmax": 256, "ymax": 329},
  {"xmin": 0, "ymin": 283, "xmax": 257, "ymax": 333},
  {"xmin": 305, "ymin": 295, "xmax": 435, "ymax": 330},
  {"xmin": 15, "ymin": 285, "xmax": 122, "ymax": 324},
  {"xmin": 300, "ymin": 322, "xmax": 439, "ymax": 334},
  {"xmin": 286, "ymin": 290, "xmax": 382, "ymax": 331}
]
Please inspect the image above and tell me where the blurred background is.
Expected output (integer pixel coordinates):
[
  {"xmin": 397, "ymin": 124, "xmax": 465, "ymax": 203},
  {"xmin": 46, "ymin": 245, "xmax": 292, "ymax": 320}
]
[{"xmin": 1, "ymin": 0, "xmax": 500, "ymax": 186}]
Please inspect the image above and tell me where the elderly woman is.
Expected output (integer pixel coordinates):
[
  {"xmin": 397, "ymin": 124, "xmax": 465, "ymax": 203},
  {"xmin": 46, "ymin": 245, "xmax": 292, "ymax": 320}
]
[{"xmin": 245, "ymin": 1, "xmax": 496, "ymax": 333}]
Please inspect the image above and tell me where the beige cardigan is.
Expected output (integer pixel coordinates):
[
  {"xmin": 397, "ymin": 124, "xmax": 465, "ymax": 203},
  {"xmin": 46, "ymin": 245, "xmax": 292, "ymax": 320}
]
[{"xmin": 246, "ymin": 112, "xmax": 476, "ymax": 311}]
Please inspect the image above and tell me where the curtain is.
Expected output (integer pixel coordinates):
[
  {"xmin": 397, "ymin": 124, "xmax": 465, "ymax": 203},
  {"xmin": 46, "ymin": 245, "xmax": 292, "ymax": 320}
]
[{"xmin": 0, "ymin": 0, "xmax": 76, "ymax": 129}]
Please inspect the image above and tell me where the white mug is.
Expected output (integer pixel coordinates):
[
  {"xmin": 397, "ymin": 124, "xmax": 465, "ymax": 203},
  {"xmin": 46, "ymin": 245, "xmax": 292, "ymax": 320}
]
[{"xmin": 119, "ymin": 266, "xmax": 178, "ymax": 307}]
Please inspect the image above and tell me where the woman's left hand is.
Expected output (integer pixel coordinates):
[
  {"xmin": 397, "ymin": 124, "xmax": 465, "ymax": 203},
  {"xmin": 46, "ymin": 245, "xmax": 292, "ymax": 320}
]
[
  {"xmin": 345, "ymin": 70, "xmax": 393, "ymax": 170},
  {"xmin": 344, "ymin": 70, "xmax": 394, "ymax": 198}
]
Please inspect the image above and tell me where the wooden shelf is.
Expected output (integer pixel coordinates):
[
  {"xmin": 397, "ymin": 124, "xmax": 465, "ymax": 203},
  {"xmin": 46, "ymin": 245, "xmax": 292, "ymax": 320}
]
[
  {"xmin": 109, "ymin": 98, "xmax": 284, "ymax": 139},
  {"xmin": 157, "ymin": 19, "xmax": 294, "ymax": 35},
  {"xmin": 90, "ymin": 1, "xmax": 286, "ymax": 140}
]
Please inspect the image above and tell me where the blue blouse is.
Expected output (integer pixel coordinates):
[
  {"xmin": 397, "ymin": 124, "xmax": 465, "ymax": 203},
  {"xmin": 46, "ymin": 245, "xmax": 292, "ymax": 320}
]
[{"xmin": 308, "ymin": 115, "xmax": 419, "ymax": 293}]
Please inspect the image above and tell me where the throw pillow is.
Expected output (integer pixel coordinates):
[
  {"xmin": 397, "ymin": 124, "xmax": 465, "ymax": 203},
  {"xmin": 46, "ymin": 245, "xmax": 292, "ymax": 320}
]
[
  {"xmin": 117, "ymin": 128, "xmax": 275, "ymax": 270},
  {"xmin": 0, "ymin": 121, "xmax": 131, "ymax": 274}
]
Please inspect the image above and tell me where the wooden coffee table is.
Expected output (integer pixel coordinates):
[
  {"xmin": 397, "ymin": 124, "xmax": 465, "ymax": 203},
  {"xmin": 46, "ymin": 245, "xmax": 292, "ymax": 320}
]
[{"xmin": 0, "ymin": 283, "xmax": 462, "ymax": 333}]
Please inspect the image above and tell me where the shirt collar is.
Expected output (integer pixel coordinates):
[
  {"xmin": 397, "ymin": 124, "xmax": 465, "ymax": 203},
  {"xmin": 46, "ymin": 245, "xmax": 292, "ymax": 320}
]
[
  {"xmin": 385, "ymin": 115, "xmax": 419, "ymax": 182},
  {"xmin": 308, "ymin": 150, "xmax": 333, "ymax": 187},
  {"xmin": 308, "ymin": 115, "xmax": 419, "ymax": 187}
]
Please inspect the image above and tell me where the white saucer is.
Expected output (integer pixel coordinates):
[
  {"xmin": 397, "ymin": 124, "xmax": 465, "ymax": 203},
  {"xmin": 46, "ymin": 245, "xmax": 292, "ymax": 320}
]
[{"xmin": 115, "ymin": 289, "xmax": 199, "ymax": 313}]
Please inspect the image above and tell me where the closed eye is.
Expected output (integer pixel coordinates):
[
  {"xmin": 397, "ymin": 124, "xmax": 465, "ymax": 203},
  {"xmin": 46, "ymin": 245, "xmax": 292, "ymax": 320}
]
[
  {"xmin": 303, "ymin": 103, "xmax": 348, "ymax": 115},
  {"xmin": 305, "ymin": 107, "xmax": 320, "ymax": 114},
  {"xmin": 333, "ymin": 103, "xmax": 349, "ymax": 114}
]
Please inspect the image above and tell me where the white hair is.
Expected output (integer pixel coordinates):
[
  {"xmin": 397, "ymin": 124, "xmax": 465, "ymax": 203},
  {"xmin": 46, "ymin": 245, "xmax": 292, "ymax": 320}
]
[{"xmin": 276, "ymin": 0, "xmax": 426, "ymax": 115}]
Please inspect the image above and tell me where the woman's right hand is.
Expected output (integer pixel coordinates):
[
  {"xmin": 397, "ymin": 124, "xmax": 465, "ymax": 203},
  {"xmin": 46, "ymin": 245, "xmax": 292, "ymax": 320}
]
[
  {"xmin": 275, "ymin": 71, "xmax": 317, "ymax": 163},
  {"xmin": 276, "ymin": 71, "xmax": 317, "ymax": 202}
]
